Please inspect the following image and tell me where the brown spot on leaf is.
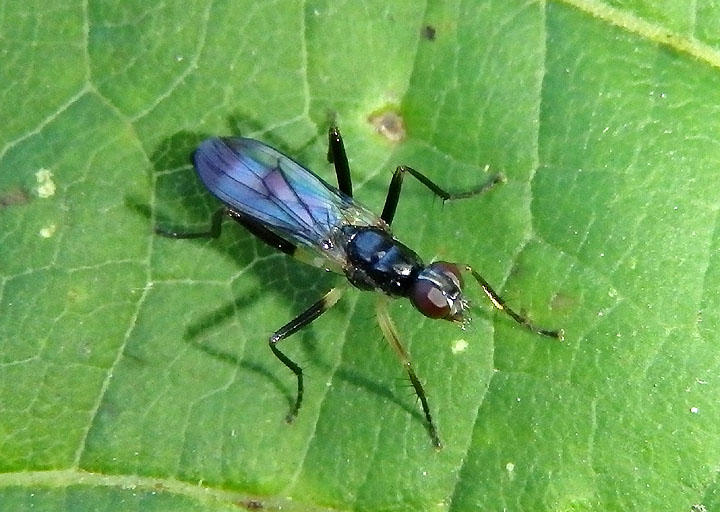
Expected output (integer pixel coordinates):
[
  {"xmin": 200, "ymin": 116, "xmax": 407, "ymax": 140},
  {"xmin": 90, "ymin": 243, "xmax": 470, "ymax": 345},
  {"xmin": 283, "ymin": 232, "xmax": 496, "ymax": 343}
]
[
  {"xmin": 421, "ymin": 24, "xmax": 436, "ymax": 41},
  {"xmin": 0, "ymin": 187, "xmax": 30, "ymax": 208},
  {"xmin": 368, "ymin": 110, "xmax": 406, "ymax": 143}
]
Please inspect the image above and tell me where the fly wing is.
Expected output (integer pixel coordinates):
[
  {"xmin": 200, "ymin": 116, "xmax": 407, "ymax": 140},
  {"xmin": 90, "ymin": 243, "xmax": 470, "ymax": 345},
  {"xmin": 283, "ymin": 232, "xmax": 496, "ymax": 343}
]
[{"xmin": 193, "ymin": 137, "xmax": 382, "ymax": 258}]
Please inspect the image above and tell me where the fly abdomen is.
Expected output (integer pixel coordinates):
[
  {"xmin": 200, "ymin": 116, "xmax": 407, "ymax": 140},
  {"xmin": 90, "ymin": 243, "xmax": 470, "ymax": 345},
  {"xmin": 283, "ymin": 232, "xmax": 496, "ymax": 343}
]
[{"xmin": 342, "ymin": 226, "xmax": 424, "ymax": 296}]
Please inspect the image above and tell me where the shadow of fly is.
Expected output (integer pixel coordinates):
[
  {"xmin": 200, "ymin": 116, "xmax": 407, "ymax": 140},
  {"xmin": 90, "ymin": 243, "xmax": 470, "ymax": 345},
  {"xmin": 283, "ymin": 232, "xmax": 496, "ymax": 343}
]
[{"xmin": 157, "ymin": 126, "xmax": 563, "ymax": 448}]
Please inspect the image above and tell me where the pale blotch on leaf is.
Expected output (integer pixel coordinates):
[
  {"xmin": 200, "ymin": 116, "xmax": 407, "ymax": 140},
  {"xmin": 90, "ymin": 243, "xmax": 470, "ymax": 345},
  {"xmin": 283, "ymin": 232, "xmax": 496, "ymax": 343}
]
[
  {"xmin": 35, "ymin": 169, "xmax": 56, "ymax": 198},
  {"xmin": 39, "ymin": 223, "xmax": 56, "ymax": 238},
  {"xmin": 451, "ymin": 338, "xmax": 468, "ymax": 354},
  {"xmin": 368, "ymin": 110, "xmax": 406, "ymax": 142},
  {"xmin": 506, "ymin": 462, "xmax": 515, "ymax": 480}
]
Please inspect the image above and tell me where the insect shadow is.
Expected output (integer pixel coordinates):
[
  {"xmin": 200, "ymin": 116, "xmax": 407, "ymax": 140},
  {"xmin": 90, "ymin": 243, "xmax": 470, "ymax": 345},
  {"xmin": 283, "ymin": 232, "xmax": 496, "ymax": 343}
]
[
  {"xmin": 132, "ymin": 122, "xmax": 425, "ymax": 425},
  {"xmin": 145, "ymin": 111, "xmax": 564, "ymax": 449},
  {"xmin": 181, "ymin": 291, "xmax": 425, "ymax": 423}
]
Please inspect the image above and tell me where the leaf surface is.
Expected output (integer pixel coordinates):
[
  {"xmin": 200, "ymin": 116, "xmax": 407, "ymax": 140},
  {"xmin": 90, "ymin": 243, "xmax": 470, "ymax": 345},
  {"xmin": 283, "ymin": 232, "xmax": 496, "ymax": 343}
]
[{"xmin": 1, "ymin": 1, "xmax": 719, "ymax": 510}]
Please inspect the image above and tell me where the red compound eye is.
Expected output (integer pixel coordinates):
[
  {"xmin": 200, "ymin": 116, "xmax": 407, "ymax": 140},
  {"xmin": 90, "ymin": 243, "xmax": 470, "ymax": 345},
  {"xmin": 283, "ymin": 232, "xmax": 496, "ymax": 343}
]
[
  {"xmin": 429, "ymin": 261, "xmax": 463, "ymax": 288},
  {"xmin": 410, "ymin": 279, "xmax": 451, "ymax": 319},
  {"xmin": 410, "ymin": 261, "xmax": 466, "ymax": 320}
]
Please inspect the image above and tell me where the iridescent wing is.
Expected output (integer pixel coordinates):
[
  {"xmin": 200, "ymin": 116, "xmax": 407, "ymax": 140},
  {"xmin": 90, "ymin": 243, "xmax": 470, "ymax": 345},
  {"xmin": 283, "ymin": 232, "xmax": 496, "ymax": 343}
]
[{"xmin": 193, "ymin": 136, "xmax": 384, "ymax": 269}]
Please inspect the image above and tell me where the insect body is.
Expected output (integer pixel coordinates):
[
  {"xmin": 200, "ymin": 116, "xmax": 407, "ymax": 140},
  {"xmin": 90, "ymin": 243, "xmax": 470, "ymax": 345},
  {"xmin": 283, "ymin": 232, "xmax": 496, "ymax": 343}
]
[{"xmin": 159, "ymin": 127, "xmax": 562, "ymax": 448}]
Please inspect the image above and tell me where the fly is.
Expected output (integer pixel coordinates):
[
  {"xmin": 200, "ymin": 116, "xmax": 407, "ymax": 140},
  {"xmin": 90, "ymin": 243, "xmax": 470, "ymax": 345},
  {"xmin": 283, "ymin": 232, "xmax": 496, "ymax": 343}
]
[{"xmin": 157, "ymin": 126, "xmax": 563, "ymax": 448}]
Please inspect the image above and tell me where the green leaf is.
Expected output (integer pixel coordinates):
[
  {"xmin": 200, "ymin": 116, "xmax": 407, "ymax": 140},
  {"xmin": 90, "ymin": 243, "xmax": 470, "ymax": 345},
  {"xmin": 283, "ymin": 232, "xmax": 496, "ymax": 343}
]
[{"xmin": 2, "ymin": 1, "xmax": 719, "ymax": 510}]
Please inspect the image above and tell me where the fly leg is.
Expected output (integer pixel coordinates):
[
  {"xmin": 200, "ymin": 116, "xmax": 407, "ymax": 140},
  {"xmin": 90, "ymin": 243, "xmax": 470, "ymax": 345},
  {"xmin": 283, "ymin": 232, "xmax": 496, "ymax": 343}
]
[
  {"xmin": 466, "ymin": 267, "xmax": 564, "ymax": 340},
  {"xmin": 327, "ymin": 126, "xmax": 353, "ymax": 197},
  {"xmin": 156, "ymin": 208, "xmax": 296, "ymax": 256},
  {"xmin": 271, "ymin": 288, "xmax": 344, "ymax": 422},
  {"xmin": 376, "ymin": 296, "xmax": 442, "ymax": 448},
  {"xmin": 157, "ymin": 205, "xmax": 337, "ymax": 422},
  {"xmin": 226, "ymin": 210, "xmax": 296, "ymax": 255},
  {"xmin": 380, "ymin": 165, "xmax": 505, "ymax": 225}
]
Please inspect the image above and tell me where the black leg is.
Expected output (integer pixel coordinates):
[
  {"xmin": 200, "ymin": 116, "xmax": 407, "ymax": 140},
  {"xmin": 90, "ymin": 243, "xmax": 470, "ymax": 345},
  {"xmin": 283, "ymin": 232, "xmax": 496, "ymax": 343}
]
[
  {"xmin": 155, "ymin": 207, "xmax": 226, "ymax": 238},
  {"xmin": 381, "ymin": 165, "xmax": 505, "ymax": 225},
  {"xmin": 270, "ymin": 287, "xmax": 344, "ymax": 422},
  {"xmin": 226, "ymin": 209, "xmax": 296, "ymax": 256},
  {"xmin": 327, "ymin": 126, "xmax": 353, "ymax": 197},
  {"xmin": 467, "ymin": 266, "xmax": 564, "ymax": 340},
  {"xmin": 376, "ymin": 297, "xmax": 442, "ymax": 448},
  {"xmin": 156, "ymin": 207, "xmax": 297, "ymax": 256}
]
